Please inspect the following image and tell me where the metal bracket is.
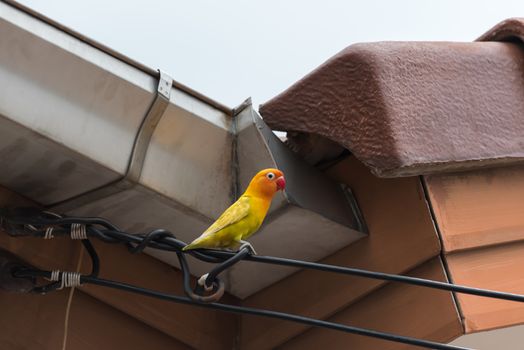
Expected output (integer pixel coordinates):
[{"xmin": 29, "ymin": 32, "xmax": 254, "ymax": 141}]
[
  {"xmin": 51, "ymin": 70, "xmax": 174, "ymax": 212},
  {"xmin": 231, "ymin": 97, "xmax": 252, "ymax": 117},
  {"xmin": 340, "ymin": 184, "xmax": 368, "ymax": 234},
  {"xmin": 126, "ymin": 70, "xmax": 173, "ymax": 181}
]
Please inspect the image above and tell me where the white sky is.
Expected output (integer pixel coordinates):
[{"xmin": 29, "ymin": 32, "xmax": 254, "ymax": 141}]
[{"xmin": 18, "ymin": 0, "xmax": 524, "ymax": 108}]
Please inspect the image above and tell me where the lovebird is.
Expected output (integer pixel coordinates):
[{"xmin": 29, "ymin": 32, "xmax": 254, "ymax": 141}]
[{"xmin": 183, "ymin": 168, "xmax": 286, "ymax": 254}]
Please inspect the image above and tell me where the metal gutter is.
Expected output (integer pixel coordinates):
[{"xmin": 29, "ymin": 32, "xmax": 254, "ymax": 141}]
[
  {"xmin": 0, "ymin": 1, "xmax": 366, "ymax": 298},
  {"xmin": 1, "ymin": 0, "xmax": 233, "ymax": 115},
  {"xmin": 51, "ymin": 71, "xmax": 174, "ymax": 212}
]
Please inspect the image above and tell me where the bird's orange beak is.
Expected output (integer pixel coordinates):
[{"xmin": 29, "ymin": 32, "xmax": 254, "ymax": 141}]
[{"xmin": 276, "ymin": 176, "xmax": 286, "ymax": 191}]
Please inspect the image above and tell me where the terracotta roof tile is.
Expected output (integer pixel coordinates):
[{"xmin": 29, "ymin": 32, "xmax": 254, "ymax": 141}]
[{"xmin": 260, "ymin": 19, "xmax": 524, "ymax": 177}]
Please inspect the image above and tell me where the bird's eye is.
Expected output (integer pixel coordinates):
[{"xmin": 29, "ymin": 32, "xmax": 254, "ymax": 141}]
[{"xmin": 266, "ymin": 172, "xmax": 275, "ymax": 180}]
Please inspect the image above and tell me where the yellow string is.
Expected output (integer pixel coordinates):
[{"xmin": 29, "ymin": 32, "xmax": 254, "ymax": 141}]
[{"xmin": 61, "ymin": 243, "xmax": 84, "ymax": 350}]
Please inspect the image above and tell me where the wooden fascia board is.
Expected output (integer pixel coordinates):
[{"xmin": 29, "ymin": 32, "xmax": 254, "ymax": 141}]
[
  {"xmin": 424, "ymin": 166, "xmax": 524, "ymax": 333},
  {"xmin": 278, "ymin": 257, "xmax": 463, "ymax": 350},
  {"xmin": 446, "ymin": 242, "xmax": 524, "ymax": 333},
  {"xmin": 240, "ymin": 157, "xmax": 441, "ymax": 349},
  {"xmin": 424, "ymin": 165, "xmax": 524, "ymax": 253},
  {"xmin": 0, "ymin": 288, "xmax": 192, "ymax": 350}
]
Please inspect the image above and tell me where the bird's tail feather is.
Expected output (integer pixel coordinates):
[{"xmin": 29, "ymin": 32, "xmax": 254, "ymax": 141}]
[
  {"xmin": 182, "ymin": 239, "xmax": 203, "ymax": 251},
  {"xmin": 182, "ymin": 243, "xmax": 194, "ymax": 251}
]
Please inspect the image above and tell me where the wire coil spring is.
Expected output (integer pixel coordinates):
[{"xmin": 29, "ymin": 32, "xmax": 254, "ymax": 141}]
[
  {"xmin": 70, "ymin": 223, "xmax": 87, "ymax": 240},
  {"xmin": 45, "ymin": 270, "xmax": 82, "ymax": 290},
  {"xmin": 44, "ymin": 227, "xmax": 54, "ymax": 239}
]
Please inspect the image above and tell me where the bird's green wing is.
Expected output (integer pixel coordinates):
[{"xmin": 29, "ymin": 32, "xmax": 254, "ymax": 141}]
[{"xmin": 201, "ymin": 196, "xmax": 250, "ymax": 236}]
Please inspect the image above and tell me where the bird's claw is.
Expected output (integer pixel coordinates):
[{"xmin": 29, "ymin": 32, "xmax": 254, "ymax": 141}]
[{"xmin": 239, "ymin": 241, "xmax": 257, "ymax": 255}]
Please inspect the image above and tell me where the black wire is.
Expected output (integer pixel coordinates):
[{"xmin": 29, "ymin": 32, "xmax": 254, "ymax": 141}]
[
  {"xmin": 205, "ymin": 247, "xmax": 250, "ymax": 287},
  {"xmin": 128, "ymin": 229, "xmax": 173, "ymax": 254},
  {"xmin": 5, "ymin": 211, "xmax": 524, "ymax": 303},
  {"xmin": 183, "ymin": 249, "xmax": 524, "ymax": 303},
  {"xmin": 177, "ymin": 250, "xmax": 225, "ymax": 303},
  {"xmin": 81, "ymin": 239, "xmax": 100, "ymax": 277},
  {"xmin": 31, "ymin": 238, "xmax": 100, "ymax": 294},
  {"xmin": 89, "ymin": 277, "xmax": 469, "ymax": 350},
  {"xmin": 4, "ymin": 212, "xmax": 119, "ymax": 231},
  {"xmin": 13, "ymin": 268, "xmax": 469, "ymax": 350},
  {"xmin": 5, "ymin": 209, "xmax": 524, "ymax": 350},
  {"xmin": 88, "ymin": 233, "xmax": 524, "ymax": 302},
  {"xmin": 244, "ymin": 255, "xmax": 524, "ymax": 303}
]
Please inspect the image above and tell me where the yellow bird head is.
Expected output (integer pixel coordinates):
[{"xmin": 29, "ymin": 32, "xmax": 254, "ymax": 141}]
[{"xmin": 245, "ymin": 168, "xmax": 286, "ymax": 198}]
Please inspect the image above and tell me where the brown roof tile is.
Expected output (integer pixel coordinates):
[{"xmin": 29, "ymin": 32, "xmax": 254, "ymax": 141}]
[{"xmin": 260, "ymin": 19, "xmax": 524, "ymax": 177}]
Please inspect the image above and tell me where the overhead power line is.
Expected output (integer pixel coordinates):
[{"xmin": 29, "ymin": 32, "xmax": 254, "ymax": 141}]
[{"xmin": 2, "ymin": 207, "xmax": 521, "ymax": 350}]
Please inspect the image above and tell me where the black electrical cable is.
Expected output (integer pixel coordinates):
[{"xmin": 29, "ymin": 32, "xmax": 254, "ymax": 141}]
[
  {"xmin": 80, "ymin": 239, "xmax": 100, "ymax": 277},
  {"xmin": 127, "ymin": 229, "xmax": 173, "ymax": 254},
  {"xmin": 3, "ymin": 210, "xmax": 524, "ymax": 303},
  {"xmin": 244, "ymin": 255, "xmax": 524, "ymax": 303},
  {"xmin": 4, "ymin": 208, "xmax": 524, "ymax": 350},
  {"xmin": 31, "ymin": 238, "xmax": 100, "ymax": 294},
  {"xmin": 12, "ymin": 267, "xmax": 469, "ymax": 350},
  {"xmin": 204, "ymin": 248, "xmax": 250, "ymax": 287}
]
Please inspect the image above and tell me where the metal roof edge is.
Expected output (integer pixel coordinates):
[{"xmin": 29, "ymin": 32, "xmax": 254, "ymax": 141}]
[{"xmin": 1, "ymin": 0, "xmax": 234, "ymax": 115}]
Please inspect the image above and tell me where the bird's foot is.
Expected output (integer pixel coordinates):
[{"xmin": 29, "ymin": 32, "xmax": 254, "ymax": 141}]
[
  {"xmin": 197, "ymin": 273, "xmax": 214, "ymax": 291},
  {"xmin": 239, "ymin": 241, "xmax": 257, "ymax": 255}
]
